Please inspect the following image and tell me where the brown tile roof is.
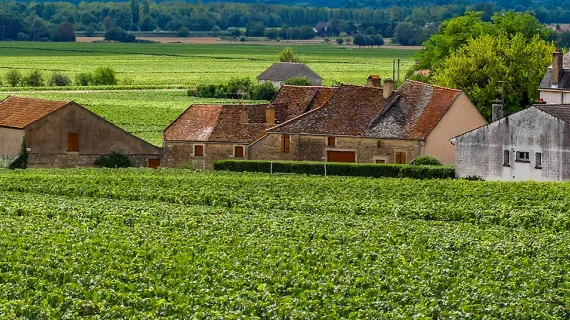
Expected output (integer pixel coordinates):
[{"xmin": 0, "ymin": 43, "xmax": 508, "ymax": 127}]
[
  {"xmin": 164, "ymin": 104, "xmax": 273, "ymax": 143},
  {"xmin": 366, "ymin": 80, "xmax": 461, "ymax": 139},
  {"xmin": 0, "ymin": 96, "xmax": 70, "ymax": 129},
  {"xmin": 269, "ymin": 84, "xmax": 385, "ymax": 136},
  {"xmin": 270, "ymin": 85, "xmax": 337, "ymax": 123}
]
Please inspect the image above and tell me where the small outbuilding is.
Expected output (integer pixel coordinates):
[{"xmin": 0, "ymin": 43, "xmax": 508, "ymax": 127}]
[
  {"xmin": 257, "ymin": 62, "xmax": 323, "ymax": 88},
  {"xmin": 0, "ymin": 96, "xmax": 162, "ymax": 168}
]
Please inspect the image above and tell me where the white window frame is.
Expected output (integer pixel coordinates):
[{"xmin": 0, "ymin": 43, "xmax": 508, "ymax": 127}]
[
  {"xmin": 326, "ymin": 136, "xmax": 337, "ymax": 147},
  {"xmin": 515, "ymin": 151, "xmax": 530, "ymax": 163},
  {"xmin": 193, "ymin": 144, "xmax": 206, "ymax": 157},
  {"xmin": 372, "ymin": 156, "xmax": 388, "ymax": 164}
]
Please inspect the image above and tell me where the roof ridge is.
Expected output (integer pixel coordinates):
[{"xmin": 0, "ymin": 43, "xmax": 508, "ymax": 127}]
[
  {"xmin": 6, "ymin": 95, "xmax": 71, "ymax": 105},
  {"xmin": 405, "ymin": 79, "xmax": 462, "ymax": 93}
]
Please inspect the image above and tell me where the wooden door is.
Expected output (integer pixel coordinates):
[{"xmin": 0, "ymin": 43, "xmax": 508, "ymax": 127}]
[
  {"xmin": 148, "ymin": 159, "xmax": 160, "ymax": 169},
  {"xmin": 327, "ymin": 151, "xmax": 356, "ymax": 163}
]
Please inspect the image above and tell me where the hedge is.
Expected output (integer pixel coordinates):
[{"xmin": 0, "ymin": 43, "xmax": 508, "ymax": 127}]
[{"xmin": 213, "ymin": 160, "xmax": 455, "ymax": 179}]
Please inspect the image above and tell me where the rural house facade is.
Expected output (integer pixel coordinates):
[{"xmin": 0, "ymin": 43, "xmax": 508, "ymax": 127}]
[
  {"xmin": 0, "ymin": 96, "xmax": 161, "ymax": 168},
  {"xmin": 453, "ymin": 104, "xmax": 570, "ymax": 181},
  {"xmin": 539, "ymin": 50, "xmax": 570, "ymax": 104},
  {"xmin": 257, "ymin": 62, "xmax": 323, "ymax": 88}
]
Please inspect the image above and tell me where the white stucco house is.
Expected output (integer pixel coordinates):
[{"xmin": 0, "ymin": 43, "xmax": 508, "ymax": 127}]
[{"xmin": 538, "ymin": 49, "xmax": 570, "ymax": 104}]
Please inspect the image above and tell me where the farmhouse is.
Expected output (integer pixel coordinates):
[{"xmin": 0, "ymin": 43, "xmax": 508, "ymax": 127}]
[
  {"xmin": 0, "ymin": 96, "xmax": 161, "ymax": 168},
  {"xmin": 452, "ymin": 104, "xmax": 570, "ymax": 181},
  {"xmin": 249, "ymin": 80, "xmax": 486, "ymax": 165},
  {"xmin": 538, "ymin": 49, "xmax": 570, "ymax": 104},
  {"xmin": 257, "ymin": 62, "xmax": 323, "ymax": 88}
]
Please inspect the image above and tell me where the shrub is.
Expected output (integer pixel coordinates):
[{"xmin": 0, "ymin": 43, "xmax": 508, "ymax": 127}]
[
  {"xmin": 336, "ymin": 38, "xmax": 344, "ymax": 45},
  {"xmin": 409, "ymin": 156, "xmax": 442, "ymax": 166},
  {"xmin": 75, "ymin": 72, "xmax": 92, "ymax": 86},
  {"xmin": 285, "ymin": 77, "xmax": 312, "ymax": 86},
  {"xmin": 5, "ymin": 69, "xmax": 22, "ymax": 87},
  {"xmin": 53, "ymin": 22, "xmax": 76, "ymax": 42},
  {"xmin": 398, "ymin": 165, "xmax": 455, "ymax": 179},
  {"xmin": 85, "ymin": 26, "xmax": 95, "ymax": 37},
  {"xmin": 9, "ymin": 142, "xmax": 28, "ymax": 170},
  {"xmin": 177, "ymin": 26, "xmax": 190, "ymax": 37},
  {"xmin": 48, "ymin": 73, "xmax": 72, "ymax": 86},
  {"xmin": 104, "ymin": 27, "xmax": 135, "ymax": 42},
  {"xmin": 23, "ymin": 70, "xmax": 44, "ymax": 87},
  {"xmin": 187, "ymin": 88, "xmax": 197, "ymax": 97},
  {"xmin": 94, "ymin": 152, "xmax": 131, "ymax": 168},
  {"xmin": 248, "ymin": 83, "xmax": 278, "ymax": 100},
  {"xmin": 92, "ymin": 67, "xmax": 117, "ymax": 86}
]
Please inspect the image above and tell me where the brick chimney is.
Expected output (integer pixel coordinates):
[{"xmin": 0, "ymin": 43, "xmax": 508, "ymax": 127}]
[
  {"xmin": 266, "ymin": 105, "xmax": 275, "ymax": 125},
  {"xmin": 491, "ymin": 99, "xmax": 504, "ymax": 122},
  {"xmin": 552, "ymin": 49, "xmax": 563, "ymax": 86},
  {"xmin": 383, "ymin": 78, "xmax": 394, "ymax": 99},
  {"xmin": 367, "ymin": 75, "xmax": 381, "ymax": 88}
]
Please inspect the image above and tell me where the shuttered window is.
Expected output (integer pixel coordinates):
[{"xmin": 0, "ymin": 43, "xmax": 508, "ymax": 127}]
[
  {"xmin": 281, "ymin": 134, "xmax": 290, "ymax": 153},
  {"xmin": 395, "ymin": 152, "xmax": 407, "ymax": 164},
  {"xmin": 327, "ymin": 137, "xmax": 336, "ymax": 146},
  {"xmin": 148, "ymin": 159, "xmax": 160, "ymax": 169},
  {"xmin": 234, "ymin": 146, "xmax": 244, "ymax": 158},
  {"xmin": 194, "ymin": 145, "xmax": 204, "ymax": 157},
  {"xmin": 375, "ymin": 159, "xmax": 386, "ymax": 164},
  {"xmin": 67, "ymin": 132, "xmax": 79, "ymax": 152},
  {"xmin": 503, "ymin": 150, "xmax": 510, "ymax": 166}
]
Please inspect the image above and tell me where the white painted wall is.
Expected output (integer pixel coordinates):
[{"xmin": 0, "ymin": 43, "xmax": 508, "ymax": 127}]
[{"xmin": 539, "ymin": 90, "xmax": 570, "ymax": 104}]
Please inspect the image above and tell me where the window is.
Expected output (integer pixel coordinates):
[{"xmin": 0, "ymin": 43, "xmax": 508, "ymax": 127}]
[
  {"xmin": 516, "ymin": 151, "xmax": 530, "ymax": 162},
  {"xmin": 503, "ymin": 150, "xmax": 510, "ymax": 166},
  {"xmin": 194, "ymin": 145, "xmax": 204, "ymax": 157},
  {"xmin": 395, "ymin": 151, "xmax": 407, "ymax": 164},
  {"xmin": 327, "ymin": 136, "xmax": 336, "ymax": 146},
  {"xmin": 535, "ymin": 152, "xmax": 542, "ymax": 169},
  {"xmin": 281, "ymin": 134, "xmax": 290, "ymax": 153},
  {"xmin": 234, "ymin": 146, "xmax": 244, "ymax": 158},
  {"xmin": 375, "ymin": 159, "xmax": 386, "ymax": 164},
  {"xmin": 67, "ymin": 132, "xmax": 78, "ymax": 152}
]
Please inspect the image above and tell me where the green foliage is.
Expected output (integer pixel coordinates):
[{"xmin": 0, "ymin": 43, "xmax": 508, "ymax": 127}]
[
  {"xmin": 409, "ymin": 155, "xmax": 443, "ymax": 166},
  {"xmin": 94, "ymin": 152, "xmax": 132, "ymax": 168},
  {"xmin": 336, "ymin": 37, "xmax": 344, "ymax": 45},
  {"xmin": 85, "ymin": 26, "xmax": 95, "ymax": 37},
  {"xmin": 246, "ymin": 21, "xmax": 266, "ymax": 37},
  {"xmin": 53, "ymin": 22, "xmax": 76, "ymax": 42},
  {"xmin": 284, "ymin": 77, "xmax": 312, "ymax": 85},
  {"xmin": 130, "ymin": 0, "xmax": 140, "ymax": 25},
  {"xmin": 398, "ymin": 165, "xmax": 455, "ymax": 179},
  {"xmin": 353, "ymin": 33, "xmax": 366, "ymax": 47},
  {"xmin": 177, "ymin": 26, "xmax": 190, "ymax": 37},
  {"xmin": 23, "ymin": 70, "xmax": 44, "ymax": 87},
  {"xmin": 104, "ymin": 27, "xmax": 136, "ymax": 42},
  {"xmin": 48, "ymin": 73, "xmax": 72, "ymax": 87},
  {"xmin": 278, "ymin": 47, "xmax": 302, "ymax": 62},
  {"xmin": 9, "ymin": 142, "xmax": 28, "ymax": 170},
  {"xmin": 247, "ymin": 82, "xmax": 278, "ymax": 100},
  {"xmin": 75, "ymin": 72, "xmax": 92, "ymax": 86},
  {"xmin": 92, "ymin": 67, "xmax": 118, "ymax": 86},
  {"xmin": 5, "ymin": 69, "xmax": 22, "ymax": 87}
]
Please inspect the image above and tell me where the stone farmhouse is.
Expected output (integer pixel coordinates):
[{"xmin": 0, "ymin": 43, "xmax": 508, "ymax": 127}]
[
  {"xmin": 538, "ymin": 49, "xmax": 570, "ymax": 104},
  {"xmin": 164, "ymin": 79, "xmax": 486, "ymax": 168},
  {"xmin": 257, "ymin": 62, "xmax": 323, "ymax": 88},
  {"xmin": 453, "ymin": 104, "xmax": 570, "ymax": 181},
  {"xmin": 0, "ymin": 96, "xmax": 161, "ymax": 168}
]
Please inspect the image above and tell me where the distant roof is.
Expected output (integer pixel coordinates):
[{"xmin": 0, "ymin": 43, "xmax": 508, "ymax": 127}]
[
  {"xmin": 271, "ymin": 85, "xmax": 337, "ymax": 121},
  {"xmin": 536, "ymin": 104, "xmax": 570, "ymax": 123},
  {"xmin": 546, "ymin": 23, "xmax": 570, "ymax": 33},
  {"xmin": 268, "ymin": 85, "xmax": 385, "ymax": 136},
  {"xmin": 539, "ymin": 51, "xmax": 570, "ymax": 91},
  {"xmin": 0, "ymin": 96, "xmax": 70, "ymax": 129},
  {"xmin": 368, "ymin": 75, "xmax": 381, "ymax": 80},
  {"xmin": 367, "ymin": 80, "xmax": 461, "ymax": 139},
  {"xmin": 257, "ymin": 62, "xmax": 322, "ymax": 81},
  {"xmin": 164, "ymin": 104, "xmax": 274, "ymax": 143}
]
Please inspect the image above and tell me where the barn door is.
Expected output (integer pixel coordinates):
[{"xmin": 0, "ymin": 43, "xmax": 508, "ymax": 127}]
[
  {"xmin": 148, "ymin": 159, "xmax": 160, "ymax": 169},
  {"xmin": 327, "ymin": 151, "xmax": 356, "ymax": 163}
]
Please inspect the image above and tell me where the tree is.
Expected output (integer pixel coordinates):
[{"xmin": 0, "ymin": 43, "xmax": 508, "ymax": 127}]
[
  {"xmin": 265, "ymin": 29, "xmax": 279, "ymax": 39},
  {"xmin": 142, "ymin": 0, "xmax": 150, "ymax": 17},
  {"xmin": 248, "ymin": 83, "xmax": 278, "ymax": 100},
  {"xmin": 336, "ymin": 38, "xmax": 344, "ymax": 45},
  {"xmin": 177, "ymin": 27, "xmax": 190, "ymax": 37},
  {"xmin": 353, "ymin": 33, "xmax": 366, "ymax": 47},
  {"xmin": 23, "ymin": 70, "xmax": 44, "ymax": 87},
  {"xmin": 103, "ymin": 15, "xmax": 113, "ymax": 31},
  {"xmin": 48, "ymin": 73, "xmax": 72, "ymax": 86},
  {"xmin": 372, "ymin": 34, "xmax": 384, "ymax": 47},
  {"xmin": 131, "ymin": 0, "xmax": 140, "ymax": 25},
  {"xmin": 557, "ymin": 31, "xmax": 570, "ymax": 48},
  {"xmin": 53, "ymin": 22, "xmax": 76, "ymax": 42},
  {"xmin": 5, "ymin": 70, "xmax": 22, "ymax": 87},
  {"xmin": 364, "ymin": 26, "xmax": 376, "ymax": 35},
  {"xmin": 92, "ymin": 67, "xmax": 118, "ymax": 86},
  {"xmin": 393, "ymin": 22, "xmax": 422, "ymax": 46},
  {"xmin": 246, "ymin": 21, "xmax": 265, "ymax": 37},
  {"xmin": 433, "ymin": 34, "xmax": 554, "ymax": 119},
  {"xmin": 85, "ymin": 26, "xmax": 95, "ymax": 37},
  {"xmin": 278, "ymin": 47, "xmax": 301, "ymax": 62},
  {"xmin": 105, "ymin": 27, "xmax": 135, "ymax": 42},
  {"xmin": 285, "ymin": 77, "xmax": 312, "ymax": 85},
  {"xmin": 76, "ymin": 72, "xmax": 92, "ymax": 86}
]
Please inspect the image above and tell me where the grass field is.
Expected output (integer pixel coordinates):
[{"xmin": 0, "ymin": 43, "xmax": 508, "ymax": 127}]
[
  {"xmin": 1, "ymin": 169, "xmax": 570, "ymax": 318},
  {"xmin": 0, "ymin": 42, "xmax": 417, "ymax": 88}
]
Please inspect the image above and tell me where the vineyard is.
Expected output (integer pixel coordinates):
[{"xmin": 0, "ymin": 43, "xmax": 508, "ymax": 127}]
[
  {"xmin": 1, "ymin": 168, "xmax": 570, "ymax": 318},
  {"xmin": 0, "ymin": 42, "xmax": 417, "ymax": 88}
]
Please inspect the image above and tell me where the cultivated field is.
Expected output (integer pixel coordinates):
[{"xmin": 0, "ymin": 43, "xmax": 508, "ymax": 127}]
[
  {"xmin": 0, "ymin": 42, "xmax": 417, "ymax": 88},
  {"xmin": 0, "ymin": 169, "xmax": 569, "ymax": 318}
]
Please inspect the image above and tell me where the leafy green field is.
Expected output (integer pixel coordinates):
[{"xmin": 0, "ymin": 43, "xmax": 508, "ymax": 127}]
[
  {"xmin": 0, "ymin": 42, "xmax": 417, "ymax": 87},
  {"xmin": 1, "ymin": 169, "xmax": 570, "ymax": 318}
]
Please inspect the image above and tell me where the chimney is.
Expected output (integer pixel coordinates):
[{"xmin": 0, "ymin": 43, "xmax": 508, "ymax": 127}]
[
  {"xmin": 367, "ymin": 75, "xmax": 381, "ymax": 88},
  {"xmin": 383, "ymin": 78, "xmax": 394, "ymax": 99},
  {"xmin": 535, "ymin": 97, "xmax": 547, "ymax": 105},
  {"xmin": 552, "ymin": 49, "xmax": 563, "ymax": 86},
  {"xmin": 491, "ymin": 99, "xmax": 504, "ymax": 122},
  {"xmin": 266, "ymin": 105, "xmax": 275, "ymax": 125}
]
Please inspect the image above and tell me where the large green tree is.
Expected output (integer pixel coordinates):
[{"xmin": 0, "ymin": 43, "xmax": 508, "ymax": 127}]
[{"xmin": 433, "ymin": 33, "xmax": 554, "ymax": 119}]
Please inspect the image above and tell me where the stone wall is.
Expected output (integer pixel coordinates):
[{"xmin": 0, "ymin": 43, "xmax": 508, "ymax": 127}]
[
  {"xmin": 28, "ymin": 153, "xmax": 160, "ymax": 168},
  {"xmin": 0, "ymin": 127, "xmax": 24, "ymax": 159},
  {"xmin": 163, "ymin": 141, "xmax": 247, "ymax": 169}
]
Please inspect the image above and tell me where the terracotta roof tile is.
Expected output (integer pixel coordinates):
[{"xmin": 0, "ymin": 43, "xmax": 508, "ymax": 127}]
[
  {"xmin": 269, "ymin": 85, "xmax": 385, "ymax": 135},
  {"xmin": 0, "ymin": 96, "xmax": 70, "ymax": 129},
  {"xmin": 270, "ymin": 85, "xmax": 337, "ymax": 122},
  {"xmin": 164, "ymin": 104, "xmax": 273, "ymax": 143}
]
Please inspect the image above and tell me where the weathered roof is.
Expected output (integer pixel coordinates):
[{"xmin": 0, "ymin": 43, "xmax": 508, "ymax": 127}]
[
  {"xmin": 536, "ymin": 104, "xmax": 570, "ymax": 123},
  {"xmin": 257, "ymin": 62, "xmax": 322, "ymax": 81},
  {"xmin": 268, "ymin": 84, "xmax": 385, "ymax": 136},
  {"xmin": 271, "ymin": 85, "xmax": 337, "ymax": 121},
  {"xmin": 539, "ymin": 52, "xmax": 570, "ymax": 90},
  {"xmin": 164, "ymin": 104, "xmax": 273, "ymax": 143},
  {"xmin": 0, "ymin": 96, "xmax": 70, "ymax": 129},
  {"xmin": 367, "ymin": 80, "xmax": 461, "ymax": 139}
]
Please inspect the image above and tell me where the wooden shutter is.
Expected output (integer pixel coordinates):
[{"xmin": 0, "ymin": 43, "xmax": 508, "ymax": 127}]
[
  {"xmin": 281, "ymin": 134, "xmax": 290, "ymax": 153},
  {"xmin": 194, "ymin": 145, "xmax": 204, "ymax": 156},
  {"xmin": 327, "ymin": 137, "xmax": 336, "ymax": 146},
  {"xmin": 327, "ymin": 151, "xmax": 356, "ymax": 163},
  {"xmin": 234, "ymin": 146, "xmax": 244, "ymax": 157},
  {"xmin": 148, "ymin": 159, "xmax": 160, "ymax": 169},
  {"xmin": 395, "ymin": 152, "xmax": 407, "ymax": 164},
  {"xmin": 67, "ymin": 132, "xmax": 78, "ymax": 152},
  {"xmin": 375, "ymin": 159, "xmax": 385, "ymax": 164}
]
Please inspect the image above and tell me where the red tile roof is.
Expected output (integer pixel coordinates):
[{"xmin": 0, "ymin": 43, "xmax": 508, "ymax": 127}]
[
  {"xmin": 366, "ymin": 80, "xmax": 461, "ymax": 139},
  {"xmin": 271, "ymin": 85, "xmax": 338, "ymax": 123},
  {"xmin": 164, "ymin": 104, "xmax": 273, "ymax": 143},
  {"xmin": 269, "ymin": 85, "xmax": 385, "ymax": 135},
  {"xmin": 0, "ymin": 96, "xmax": 70, "ymax": 129}
]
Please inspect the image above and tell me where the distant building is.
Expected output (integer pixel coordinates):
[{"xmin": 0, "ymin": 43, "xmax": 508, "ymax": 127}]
[
  {"xmin": 0, "ymin": 96, "xmax": 161, "ymax": 168},
  {"xmin": 314, "ymin": 21, "xmax": 331, "ymax": 36},
  {"xmin": 257, "ymin": 62, "xmax": 323, "ymax": 88},
  {"xmin": 546, "ymin": 23, "xmax": 570, "ymax": 34},
  {"xmin": 538, "ymin": 49, "xmax": 570, "ymax": 104},
  {"xmin": 453, "ymin": 104, "xmax": 570, "ymax": 181}
]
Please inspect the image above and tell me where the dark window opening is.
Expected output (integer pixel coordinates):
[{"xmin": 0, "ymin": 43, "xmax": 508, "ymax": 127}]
[
  {"xmin": 535, "ymin": 152, "xmax": 542, "ymax": 169},
  {"xmin": 234, "ymin": 146, "xmax": 244, "ymax": 158},
  {"xmin": 194, "ymin": 145, "xmax": 204, "ymax": 157},
  {"xmin": 503, "ymin": 150, "xmax": 510, "ymax": 166},
  {"xmin": 516, "ymin": 151, "xmax": 530, "ymax": 163},
  {"xmin": 67, "ymin": 132, "xmax": 79, "ymax": 152},
  {"xmin": 327, "ymin": 137, "xmax": 336, "ymax": 146}
]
